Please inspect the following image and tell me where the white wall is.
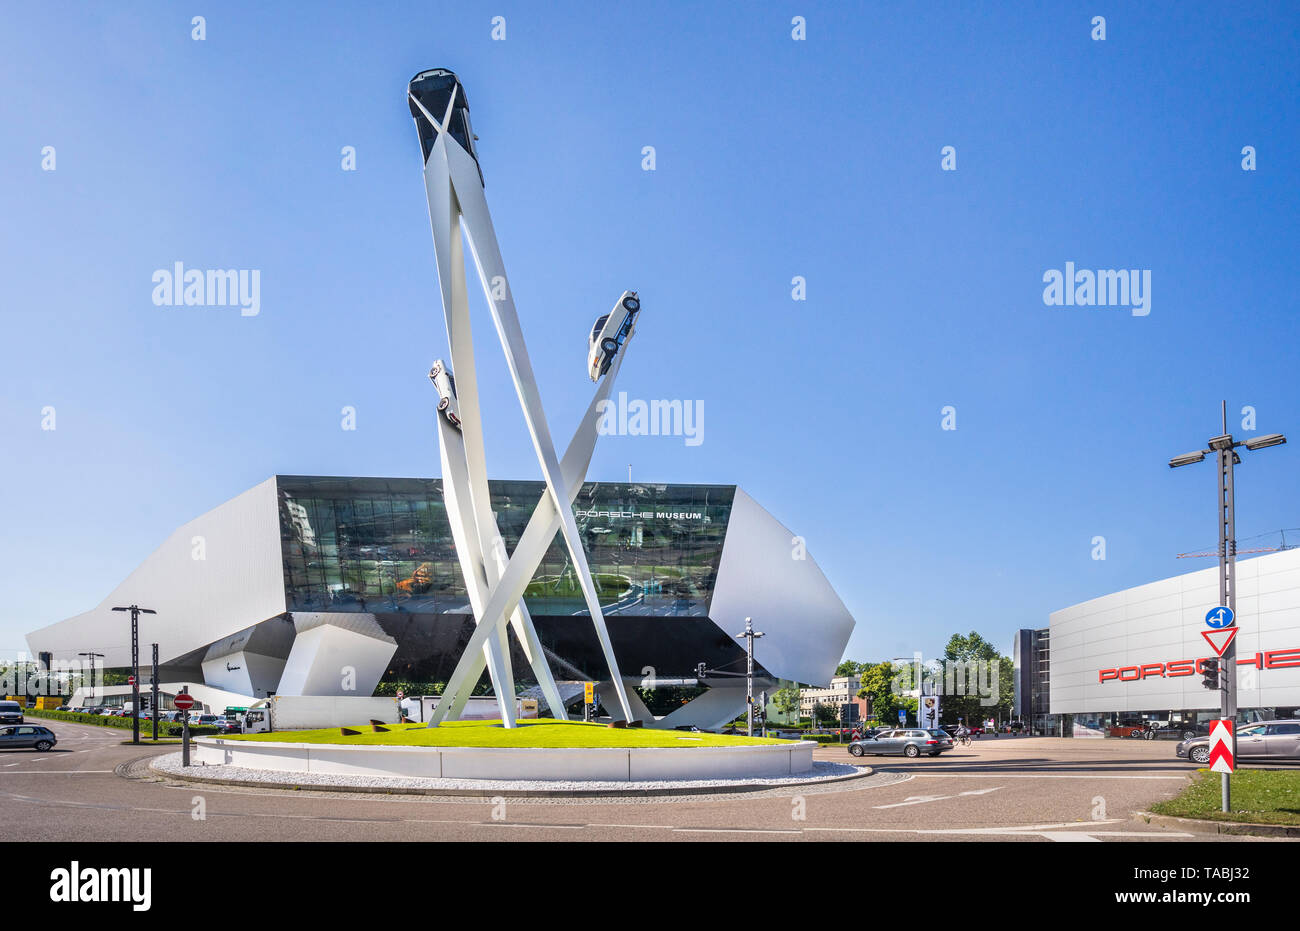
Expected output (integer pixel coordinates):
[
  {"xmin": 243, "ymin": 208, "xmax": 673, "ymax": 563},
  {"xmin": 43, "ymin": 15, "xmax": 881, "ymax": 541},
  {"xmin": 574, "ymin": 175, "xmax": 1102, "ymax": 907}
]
[
  {"xmin": 710, "ymin": 488, "xmax": 855, "ymax": 687},
  {"xmin": 1050, "ymin": 548, "xmax": 1300, "ymax": 714},
  {"xmin": 26, "ymin": 477, "xmax": 287, "ymax": 670}
]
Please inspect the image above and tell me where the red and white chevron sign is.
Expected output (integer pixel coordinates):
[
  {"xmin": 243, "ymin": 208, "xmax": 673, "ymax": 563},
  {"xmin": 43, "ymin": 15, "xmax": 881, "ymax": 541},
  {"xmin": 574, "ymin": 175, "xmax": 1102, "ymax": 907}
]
[{"xmin": 1208, "ymin": 719, "xmax": 1234, "ymax": 774}]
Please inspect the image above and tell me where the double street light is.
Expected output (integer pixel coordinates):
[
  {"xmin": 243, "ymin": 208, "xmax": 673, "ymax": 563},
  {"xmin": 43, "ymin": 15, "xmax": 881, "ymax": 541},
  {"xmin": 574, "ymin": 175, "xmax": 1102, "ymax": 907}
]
[
  {"xmin": 111, "ymin": 605, "xmax": 156, "ymax": 745},
  {"xmin": 1169, "ymin": 402, "xmax": 1287, "ymax": 813}
]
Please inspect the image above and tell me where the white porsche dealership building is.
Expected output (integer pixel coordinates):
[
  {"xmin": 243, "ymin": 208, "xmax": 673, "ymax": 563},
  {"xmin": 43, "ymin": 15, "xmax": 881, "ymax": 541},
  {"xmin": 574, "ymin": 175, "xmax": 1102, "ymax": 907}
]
[{"xmin": 1015, "ymin": 547, "xmax": 1300, "ymax": 736}]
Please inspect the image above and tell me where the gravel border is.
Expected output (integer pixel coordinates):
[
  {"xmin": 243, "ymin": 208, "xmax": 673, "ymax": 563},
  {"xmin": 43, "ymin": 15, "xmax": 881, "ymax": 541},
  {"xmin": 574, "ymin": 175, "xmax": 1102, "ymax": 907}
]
[
  {"xmin": 148, "ymin": 752, "xmax": 868, "ymax": 798},
  {"xmin": 1137, "ymin": 810, "xmax": 1300, "ymax": 838}
]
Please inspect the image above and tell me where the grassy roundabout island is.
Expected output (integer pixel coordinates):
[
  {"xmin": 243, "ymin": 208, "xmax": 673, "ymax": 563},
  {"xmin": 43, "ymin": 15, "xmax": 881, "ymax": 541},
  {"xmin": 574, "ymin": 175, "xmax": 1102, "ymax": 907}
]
[{"xmin": 223, "ymin": 718, "xmax": 786, "ymax": 749}]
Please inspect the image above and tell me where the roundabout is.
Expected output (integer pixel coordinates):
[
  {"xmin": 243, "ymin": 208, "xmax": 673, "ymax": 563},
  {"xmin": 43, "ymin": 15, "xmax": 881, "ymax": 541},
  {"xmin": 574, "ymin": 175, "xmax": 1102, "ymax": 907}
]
[{"xmin": 148, "ymin": 719, "xmax": 865, "ymax": 797}]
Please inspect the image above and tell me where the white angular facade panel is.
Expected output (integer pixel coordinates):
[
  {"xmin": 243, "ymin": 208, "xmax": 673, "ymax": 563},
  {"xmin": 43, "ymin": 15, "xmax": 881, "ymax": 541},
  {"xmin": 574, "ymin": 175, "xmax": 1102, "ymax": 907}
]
[
  {"xmin": 276, "ymin": 614, "xmax": 397, "ymax": 698},
  {"xmin": 26, "ymin": 478, "xmax": 287, "ymax": 669},
  {"xmin": 710, "ymin": 488, "xmax": 855, "ymax": 688}
]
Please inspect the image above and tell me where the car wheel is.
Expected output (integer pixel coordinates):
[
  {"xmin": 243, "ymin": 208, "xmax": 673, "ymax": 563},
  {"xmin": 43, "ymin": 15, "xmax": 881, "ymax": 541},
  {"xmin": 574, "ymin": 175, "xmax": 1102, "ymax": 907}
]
[
  {"xmin": 622, "ymin": 296, "xmax": 640, "ymax": 313},
  {"xmin": 904, "ymin": 744, "xmax": 920, "ymax": 758},
  {"xmin": 1189, "ymin": 745, "xmax": 1210, "ymax": 765},
  {"xmin": 601, "ymin": 337, "xmax": 619, "ymax": 352},
  {"xmin": 849, "ymin": 744, "xmax": 864, "ymax": 757},
  {"xmin": 1182, "ymin": 730, "xmax": 1197, "ymax": 741},
  {"xmin": 34, "ymin": 740, "xmax": 52, "ymax": 752}
]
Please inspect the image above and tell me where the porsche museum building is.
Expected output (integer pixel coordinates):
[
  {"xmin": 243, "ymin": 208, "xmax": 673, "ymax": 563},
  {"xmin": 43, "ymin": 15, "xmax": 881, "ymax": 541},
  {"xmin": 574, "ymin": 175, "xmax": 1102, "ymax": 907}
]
[
  {"xmin": 26, "ymin": 476, "xmax": 855, "ymax": 729},
  {"xmin": 1014, "ymin": 546, "xmax": 1300, "ymax": 737}
]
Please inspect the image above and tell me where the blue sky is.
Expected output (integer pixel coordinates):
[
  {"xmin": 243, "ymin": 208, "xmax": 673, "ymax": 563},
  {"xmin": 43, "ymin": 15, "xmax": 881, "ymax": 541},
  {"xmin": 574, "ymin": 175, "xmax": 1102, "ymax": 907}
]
[{"xmin": 1, "ymin": 2, "xmax": 1297, "ymax": 666}]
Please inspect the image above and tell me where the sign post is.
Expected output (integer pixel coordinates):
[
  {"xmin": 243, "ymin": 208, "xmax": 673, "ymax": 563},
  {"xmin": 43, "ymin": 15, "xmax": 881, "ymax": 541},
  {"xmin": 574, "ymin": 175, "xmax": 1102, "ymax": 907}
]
[
  {"xmin": 1208, "ymin": 719, "xmax": 1235, "ymax": 775},
  {"xmin": 174, "ymin": 690, "xmax": 195, "ymax": 767}
]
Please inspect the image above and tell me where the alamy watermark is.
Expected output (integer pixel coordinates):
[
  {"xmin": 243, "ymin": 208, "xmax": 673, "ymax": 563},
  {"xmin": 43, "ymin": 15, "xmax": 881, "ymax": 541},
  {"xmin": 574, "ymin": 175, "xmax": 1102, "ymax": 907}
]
[
  {"xmin": 597, "ymin": 392, "xmax": 704, "ymax": 447},
  {"xmin": 891, "ymin": 651, "xmax": 1000, "ymax": 706},
  {"xmin": 152, "ymin": 262, "xmax": 261, "ymax": 317},
  {"xmin": 1042, "ymin": 263, "xmax": 1150, "ymax": 317}
]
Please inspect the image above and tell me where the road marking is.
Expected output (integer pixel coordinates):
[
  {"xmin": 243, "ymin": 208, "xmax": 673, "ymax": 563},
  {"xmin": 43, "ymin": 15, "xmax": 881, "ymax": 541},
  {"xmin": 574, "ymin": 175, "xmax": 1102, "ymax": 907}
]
[
  {"xmin": 0, "ymin": 771, "xmax": 114, "ymax": 775},
  {"xmin": 906, "ymin": 773, "xmax": 1187, "ymax": 780},
  {"xmin": 672, "ymin": 828, "xmax": 801, "ymax": 835},
  {"xmin": 874, "ymin": 787, "xmax": 1003, "ymax": 809}
]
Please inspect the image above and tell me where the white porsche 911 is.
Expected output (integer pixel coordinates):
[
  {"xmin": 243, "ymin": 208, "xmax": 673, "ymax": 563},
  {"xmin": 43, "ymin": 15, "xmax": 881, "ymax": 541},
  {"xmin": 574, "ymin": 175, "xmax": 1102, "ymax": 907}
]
[
  {"xmin": 428, "ymin": 359, "xmax": 462, "ymax": 429},
  {"xmin": 587, "ymin": 290, "xmax": 640, "ymax": 381}
]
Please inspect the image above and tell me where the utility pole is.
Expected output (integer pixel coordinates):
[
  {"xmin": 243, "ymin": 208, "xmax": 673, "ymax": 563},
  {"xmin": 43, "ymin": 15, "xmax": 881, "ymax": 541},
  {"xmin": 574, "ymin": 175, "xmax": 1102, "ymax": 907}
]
[
  {"xmin": 1169, "ymin": 401, "xmax": 1287, "ymax": 813},
  {"xmin": 111, "ymin": 605, "xmax": 156, "ymax": 745},
  {"xmin": 734, "ymin": 617, "xmax": 765, "ymax": 737},
  {"xmin": 78, "ymin": 652, "xmax": 104, "ymax": 703},
  {"xmin": 151, "ymin": 643, "xmax": 159, "ymax": 741}
]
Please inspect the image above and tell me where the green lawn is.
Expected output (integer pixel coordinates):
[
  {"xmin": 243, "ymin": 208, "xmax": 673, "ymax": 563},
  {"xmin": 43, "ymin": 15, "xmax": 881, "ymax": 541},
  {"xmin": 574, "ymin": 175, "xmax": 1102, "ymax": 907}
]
[
  {"xmin": 224, "ymin": 718, "xmax": 784, "ymax": 748},
  {"xmin": 1150, "ymin": 769, "xmax": 1300, "ymax": 825}
]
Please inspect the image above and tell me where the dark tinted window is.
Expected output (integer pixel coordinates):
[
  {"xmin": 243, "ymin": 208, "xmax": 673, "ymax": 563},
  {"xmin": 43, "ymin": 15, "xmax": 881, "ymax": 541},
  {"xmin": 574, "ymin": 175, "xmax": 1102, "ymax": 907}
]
[{"xmin": 1270, "ymin": 723, "xmax": 1300, "ymax": 735}]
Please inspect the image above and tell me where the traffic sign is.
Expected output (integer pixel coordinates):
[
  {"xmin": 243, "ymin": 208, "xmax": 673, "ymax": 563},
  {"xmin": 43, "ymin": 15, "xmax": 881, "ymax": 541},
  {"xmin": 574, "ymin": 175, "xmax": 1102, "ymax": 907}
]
[
  {"xmin": 172, "ymin": 693, "xmax": 195, "ymax": 711},
  {"xmin": 1208, "ymin": 719, "xmax": 1234, "ymax": 774},
  {"xmin": 897, "ymin": 708, "xmax": 906, "ymax": 724},
  {"xmin": 127, "ymin": 675, "xmax": 136, "ymax": 685},
  {"xmin": 1201, "ymin": 626, "xmax": 1239, "ymax": 657},
  {"xmin": 1205, "ymin": 606, "xmax": 1235, "ymax": 629}
]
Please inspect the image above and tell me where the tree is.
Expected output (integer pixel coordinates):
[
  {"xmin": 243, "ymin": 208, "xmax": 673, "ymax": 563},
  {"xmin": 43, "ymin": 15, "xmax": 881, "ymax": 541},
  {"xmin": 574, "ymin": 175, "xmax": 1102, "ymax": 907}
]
[
  {"xmin": 813, "ymin": 702, "xmax": 839, "ymax": 726},
  {"xmin": 772, "ymin": 686, "xmax": 801, "ymax": 720},
  {"xmin": 835, "ymin": 659, "xmax": 866, "ymax": 678},
  {"xmin": 855, "ymin": 660, "xmax": 916, "ymax": 727}
]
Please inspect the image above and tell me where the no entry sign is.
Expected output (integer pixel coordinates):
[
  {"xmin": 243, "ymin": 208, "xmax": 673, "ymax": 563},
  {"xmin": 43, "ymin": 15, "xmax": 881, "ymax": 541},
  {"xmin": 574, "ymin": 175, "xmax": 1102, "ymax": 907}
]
[
  {"xmin": 1208, "ymin": 719, "xmax": 1234, "ymax": 774},
  {"xmin": 173, "ymin": 693, "xmax": 195, "ymax": 711}
]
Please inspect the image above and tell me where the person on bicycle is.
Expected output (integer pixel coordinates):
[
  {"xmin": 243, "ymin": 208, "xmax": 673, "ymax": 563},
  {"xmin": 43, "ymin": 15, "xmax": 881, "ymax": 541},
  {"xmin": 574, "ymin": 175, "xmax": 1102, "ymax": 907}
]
[{"xmin": 954, "ymin": 722, "xmax": 970, "ymax": 744}]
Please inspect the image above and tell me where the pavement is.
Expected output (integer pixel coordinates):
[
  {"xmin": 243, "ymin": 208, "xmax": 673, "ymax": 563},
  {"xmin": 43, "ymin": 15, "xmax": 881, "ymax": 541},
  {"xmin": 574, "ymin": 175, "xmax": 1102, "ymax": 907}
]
[{"xmin": 0, "ymin": 720, "xmax": 1287, "ymax": 842}]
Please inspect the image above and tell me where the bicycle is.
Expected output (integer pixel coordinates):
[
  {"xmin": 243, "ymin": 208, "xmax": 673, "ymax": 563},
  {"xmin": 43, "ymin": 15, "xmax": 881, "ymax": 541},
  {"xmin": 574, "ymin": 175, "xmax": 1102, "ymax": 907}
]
[{"xmin": 956, "ymin": 734, "xmax": 972, "ymax": 747}]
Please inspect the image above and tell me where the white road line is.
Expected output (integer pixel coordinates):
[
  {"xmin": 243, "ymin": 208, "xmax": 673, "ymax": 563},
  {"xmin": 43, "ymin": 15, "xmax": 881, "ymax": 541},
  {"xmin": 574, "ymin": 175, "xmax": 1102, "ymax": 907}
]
[
  {"xmin": 0, "ymin": 771, "xmax": 114, "ymax": 775},
  {"xmin": 906, "ymin": 773, "xmax": 1187, "ymax": 780},
  {"xmin": 672, "ymin": 828, "xmax": 801, "ymax": 835}
]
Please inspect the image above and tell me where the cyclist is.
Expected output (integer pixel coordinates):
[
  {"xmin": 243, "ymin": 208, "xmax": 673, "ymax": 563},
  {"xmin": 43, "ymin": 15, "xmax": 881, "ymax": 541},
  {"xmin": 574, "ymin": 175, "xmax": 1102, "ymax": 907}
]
[{"xmin": 954, "ymin": 723, "xmax": 971, "ymax": 746}]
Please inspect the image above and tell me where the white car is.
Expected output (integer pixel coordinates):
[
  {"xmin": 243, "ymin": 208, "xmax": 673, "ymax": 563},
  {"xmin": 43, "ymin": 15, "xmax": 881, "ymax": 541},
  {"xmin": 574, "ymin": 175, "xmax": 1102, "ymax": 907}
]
[
  {"xmin": 587, "ymin": 290, "xmax": 640, "ymax": 381},
  {"xmin": 428, "ymin": 359, "xmax": 462, "ymax": 429}
]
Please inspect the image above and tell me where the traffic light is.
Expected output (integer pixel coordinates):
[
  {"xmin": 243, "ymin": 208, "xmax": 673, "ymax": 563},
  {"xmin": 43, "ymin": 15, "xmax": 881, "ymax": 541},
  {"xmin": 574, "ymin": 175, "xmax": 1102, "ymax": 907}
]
[
  {"xmin": 695, "ymin": 662, "xmax": 707, "ymax": 680},
  {"xmin": 1201, "ymin": 658, "xmax": 1220, "ymax": 690}
]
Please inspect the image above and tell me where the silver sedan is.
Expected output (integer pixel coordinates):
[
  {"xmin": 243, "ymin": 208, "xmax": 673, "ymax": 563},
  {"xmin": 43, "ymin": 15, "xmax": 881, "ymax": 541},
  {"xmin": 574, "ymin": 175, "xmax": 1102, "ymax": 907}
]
[
  {"xmin": 848, "ymin": 728, "xmax": 953, "ymax": 758},
  {"xmin": 1176, "ymin": 719, "xmax": 1300, "ymax": 764}
]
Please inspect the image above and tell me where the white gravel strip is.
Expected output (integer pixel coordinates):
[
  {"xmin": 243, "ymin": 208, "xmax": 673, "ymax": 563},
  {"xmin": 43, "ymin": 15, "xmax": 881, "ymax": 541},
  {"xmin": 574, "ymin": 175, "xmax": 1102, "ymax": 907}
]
[{"xmin": 150, "ymin": 752, "xmax": 863, "ymax": 796}]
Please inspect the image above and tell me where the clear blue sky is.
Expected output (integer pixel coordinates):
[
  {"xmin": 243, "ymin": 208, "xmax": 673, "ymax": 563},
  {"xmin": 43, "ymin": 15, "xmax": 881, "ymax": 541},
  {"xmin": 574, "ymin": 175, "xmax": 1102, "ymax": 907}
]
[{"xmin": 2, "ymin": 2, "xmax": 1298, "ymax": 666}]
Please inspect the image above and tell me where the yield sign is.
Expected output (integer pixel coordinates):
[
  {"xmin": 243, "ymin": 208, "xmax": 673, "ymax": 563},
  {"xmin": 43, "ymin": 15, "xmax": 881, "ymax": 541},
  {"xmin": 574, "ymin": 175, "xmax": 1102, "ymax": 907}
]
[
  {"xmin": 1208, "ymin": 719, "xmax": 1234, "ymax": 774},
  {"xmin": 1201, "ymin": 626, "xmax": 1238, "ymax": 657}
]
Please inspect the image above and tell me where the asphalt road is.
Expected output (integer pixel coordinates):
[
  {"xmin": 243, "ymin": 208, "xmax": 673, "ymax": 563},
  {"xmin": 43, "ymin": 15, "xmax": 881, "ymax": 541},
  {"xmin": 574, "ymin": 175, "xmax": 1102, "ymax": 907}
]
[{"xmin": 0, "ymin": 720, "xmax": 1279, "ymax": 842}]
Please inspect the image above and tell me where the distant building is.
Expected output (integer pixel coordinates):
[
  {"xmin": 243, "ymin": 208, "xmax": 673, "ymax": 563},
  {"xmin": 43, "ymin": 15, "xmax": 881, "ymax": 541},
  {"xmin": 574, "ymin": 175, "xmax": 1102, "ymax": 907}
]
[{"xmin": 800, "ymin": 675, "xmax": 861, "ymax": 719}]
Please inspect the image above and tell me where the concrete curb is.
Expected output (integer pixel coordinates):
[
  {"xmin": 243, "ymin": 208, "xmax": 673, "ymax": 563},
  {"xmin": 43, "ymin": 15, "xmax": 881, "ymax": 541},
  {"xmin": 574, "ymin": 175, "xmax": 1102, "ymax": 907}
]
[
  {"xmin": 144, "ymin": 757, "xmax": 874, "ymax": 798},
  {"xmin": 1137, "ymin": 810, "xmax": 1300, "ymax": 838}
]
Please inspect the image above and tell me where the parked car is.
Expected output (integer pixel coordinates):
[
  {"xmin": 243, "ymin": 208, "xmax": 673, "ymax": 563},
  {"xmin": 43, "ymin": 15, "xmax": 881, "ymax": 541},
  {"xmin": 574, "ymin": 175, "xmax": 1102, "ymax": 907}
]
[
  {"xmin": 0, "ymin": 725, "xmax": 56, "ymax": 751},
  {"xmin": 195, "ymin": 714, "xmax": 221, "ymax": 728},
  {"xmin": 587, "ymin": 290, "xmax": 640, "ymax": 381},
  {"xmin": 0, "ymin": 701, "xmax": 24, "ymax": 725},
  {"xmin": 848, "ymin": 728, "xmax": 954, "ymax": 758},
  {"xmin": 1177, "ymin": 720, "xmax": 1300, "ymax": 764},
  {"xmin": 214, "ymin": 718, "xmax": 242, "ymax": 734}
]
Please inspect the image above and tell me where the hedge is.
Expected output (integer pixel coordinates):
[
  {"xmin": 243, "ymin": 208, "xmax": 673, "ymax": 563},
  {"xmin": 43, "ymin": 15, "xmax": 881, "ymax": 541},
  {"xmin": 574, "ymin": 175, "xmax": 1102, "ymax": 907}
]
[{"xmin": 24, "ymin": 708, "xmax": 221, "ymax": 737}]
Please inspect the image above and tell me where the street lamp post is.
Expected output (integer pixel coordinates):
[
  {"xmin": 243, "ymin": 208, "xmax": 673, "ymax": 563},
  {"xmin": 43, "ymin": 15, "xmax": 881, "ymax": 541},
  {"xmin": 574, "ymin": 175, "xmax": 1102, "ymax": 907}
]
[
  {"xmin": 111, "ymin": 605, "xmax": 156, "ymax": 745},
  {"xmin": 1169, "ymin": 401, "xmax": 1286, "ymax": 813},
  {"xmin": 77, "ymin": 652, "xmax": 104, "ymax": 703},
  {"xmin": 151, "ymin": 643, "xmax": 160, "ymax": 742},
  {"xmin": 735, "ymin": 617, "xmax": 765, "ymax": 737}
]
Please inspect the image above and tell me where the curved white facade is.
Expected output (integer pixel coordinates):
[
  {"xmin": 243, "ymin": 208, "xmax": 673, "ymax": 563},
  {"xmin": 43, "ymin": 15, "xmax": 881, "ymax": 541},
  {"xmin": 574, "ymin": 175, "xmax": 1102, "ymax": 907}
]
[{"xmin": 1049, "ymin": 548, "xmax": 1300, "ymax": 715}]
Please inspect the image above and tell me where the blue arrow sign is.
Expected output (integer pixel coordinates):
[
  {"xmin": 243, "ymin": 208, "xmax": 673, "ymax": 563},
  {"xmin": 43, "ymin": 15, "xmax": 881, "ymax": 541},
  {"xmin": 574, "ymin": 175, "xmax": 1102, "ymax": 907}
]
[{"xmin": 1205, "ymin": 606, "xmax": 1235, "ymax": 629}]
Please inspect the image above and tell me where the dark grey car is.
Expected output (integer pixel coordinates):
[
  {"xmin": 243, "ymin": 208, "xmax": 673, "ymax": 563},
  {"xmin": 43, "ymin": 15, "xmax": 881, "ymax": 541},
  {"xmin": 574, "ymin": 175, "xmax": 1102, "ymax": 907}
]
[
  {"xmin": 1176, "ymin": 719, "xmax": 1300, "ymax": 764},
  {"xmin": 848, "ymin": 728, "xmax": 953, "ymax": 758},
  {"xmin": 0, "ymin": 725, "xmax": 57, "ymax": 751},
  {"xmin": 0, "ymin": 701, "xmax": 23, "ymax": 725}
]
